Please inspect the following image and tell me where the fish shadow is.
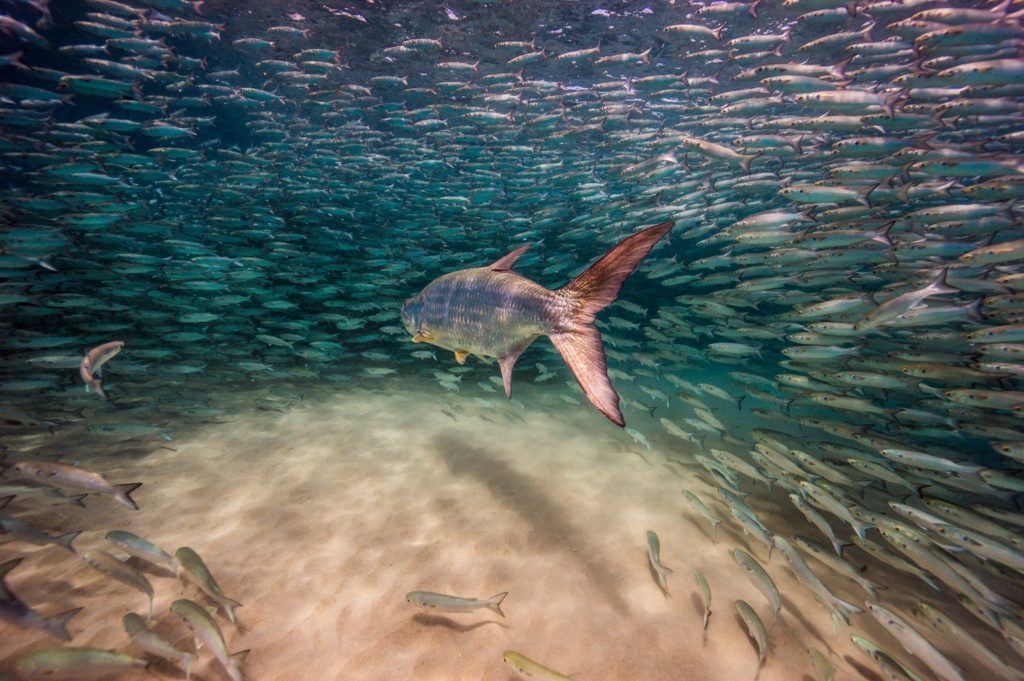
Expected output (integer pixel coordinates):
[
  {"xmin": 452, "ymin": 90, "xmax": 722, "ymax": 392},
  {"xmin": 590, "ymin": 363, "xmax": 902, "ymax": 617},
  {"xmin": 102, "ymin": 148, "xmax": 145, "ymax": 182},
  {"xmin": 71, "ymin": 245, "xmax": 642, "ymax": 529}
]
[
  {"xmin": 124, "ymin": 557, "xmax": 176, "ymax": 580},
  {"xmin": 433, "ymin": 433, "xmax": 631, "ymax": 616},
  {"xmin": 843, "ymin": 655, "xmax": 883, "ymax": 681},
  {"xmin": 411, "ymin": 613, "xmax": 508, "ymax": 631}
]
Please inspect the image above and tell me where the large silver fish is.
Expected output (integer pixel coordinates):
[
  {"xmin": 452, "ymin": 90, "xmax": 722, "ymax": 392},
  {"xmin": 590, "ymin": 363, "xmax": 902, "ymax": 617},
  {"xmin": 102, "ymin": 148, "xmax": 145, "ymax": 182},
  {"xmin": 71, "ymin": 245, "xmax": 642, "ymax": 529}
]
[{"xmin": 401, "ymin": 221, "xmax": 674, "ymax": 426}]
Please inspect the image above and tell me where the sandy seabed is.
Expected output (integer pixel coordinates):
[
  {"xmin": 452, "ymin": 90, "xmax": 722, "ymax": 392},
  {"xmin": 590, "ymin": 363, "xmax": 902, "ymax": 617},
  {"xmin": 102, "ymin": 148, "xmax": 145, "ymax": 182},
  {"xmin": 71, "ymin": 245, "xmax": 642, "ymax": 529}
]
[{"xmin": 0, "ymin": 377, "xmax": 1008, "ymax": 681}]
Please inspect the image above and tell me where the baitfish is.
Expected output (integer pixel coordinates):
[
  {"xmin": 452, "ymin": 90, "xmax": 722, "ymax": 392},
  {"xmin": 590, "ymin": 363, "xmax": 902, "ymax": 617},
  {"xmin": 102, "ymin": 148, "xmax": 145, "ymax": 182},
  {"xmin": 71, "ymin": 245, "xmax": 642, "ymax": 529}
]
[
  {"xmin": 406, "ymin": 590, "xmax": 508, "ymax": 617},
  {"xmin": 402, "ymin": 222, "xmax": 674, "ymax": 426},
  {"xmin": 9, "ymin": 460, "xmax": 142, "ymax": 510},
  {"xmin": 79, "ymin": 340, "xmax": 124, "ymax": 400},
  {"xmin": 15, "ymin": 647, "xmax": 148, "ymax": 678},
  {"xmin": 502, "ymin": 650, "xmax": 572, "ymax": 681}
]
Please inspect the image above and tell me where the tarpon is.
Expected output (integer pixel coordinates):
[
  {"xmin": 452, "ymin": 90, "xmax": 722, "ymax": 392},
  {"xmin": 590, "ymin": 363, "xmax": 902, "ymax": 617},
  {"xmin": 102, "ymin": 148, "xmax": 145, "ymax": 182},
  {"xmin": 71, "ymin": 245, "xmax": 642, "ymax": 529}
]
[{"xmin": 401, "ymin": 221, "xmax": 674, "ymax": 426}]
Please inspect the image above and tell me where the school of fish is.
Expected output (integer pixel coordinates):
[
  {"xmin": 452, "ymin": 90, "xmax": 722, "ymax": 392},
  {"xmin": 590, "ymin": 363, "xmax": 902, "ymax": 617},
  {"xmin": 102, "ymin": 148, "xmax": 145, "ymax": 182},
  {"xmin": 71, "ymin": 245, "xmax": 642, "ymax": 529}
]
[{"xmin": 2, "ymin": 0, "xmax": 1024, "ymax": 678}]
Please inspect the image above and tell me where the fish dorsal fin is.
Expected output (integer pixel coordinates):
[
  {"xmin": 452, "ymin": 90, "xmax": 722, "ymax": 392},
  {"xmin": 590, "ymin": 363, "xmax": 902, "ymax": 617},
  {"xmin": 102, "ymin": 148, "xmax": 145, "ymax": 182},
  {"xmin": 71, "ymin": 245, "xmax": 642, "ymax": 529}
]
[
  {"xmin": 490, "ymin": 244, "xmax": 531, "ymax": 272},
  {"xmin": 454, "ymin": 350, "xmax": 469, "ymax": 365},
  {"xmin": 498, "ymin": 338, "xmax": 537, "ymax": 399}
]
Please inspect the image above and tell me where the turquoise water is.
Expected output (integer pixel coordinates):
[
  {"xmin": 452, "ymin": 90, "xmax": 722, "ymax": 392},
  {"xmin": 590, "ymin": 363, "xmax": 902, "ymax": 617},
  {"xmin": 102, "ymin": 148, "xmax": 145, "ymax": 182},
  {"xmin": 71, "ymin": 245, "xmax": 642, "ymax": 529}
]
[{"xmin": 2, "ymin": 0, "xmax": 1024, "ymax": 679}]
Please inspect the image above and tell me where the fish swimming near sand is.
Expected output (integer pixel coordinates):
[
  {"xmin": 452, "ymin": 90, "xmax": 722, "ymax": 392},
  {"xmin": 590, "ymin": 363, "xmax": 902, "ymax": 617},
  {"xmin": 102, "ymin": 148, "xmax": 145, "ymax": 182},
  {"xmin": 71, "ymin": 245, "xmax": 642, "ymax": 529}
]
[
  {"xmin": 406, "ymin": 590, "xmax": 508, "ymax": 617},
  {"xmin": 9, "ymin": 460, "xmax": 142, "ymax": 510},
  {"xmin": 401, "ymin": 221, "xmax": 674, "ymax": 426}
]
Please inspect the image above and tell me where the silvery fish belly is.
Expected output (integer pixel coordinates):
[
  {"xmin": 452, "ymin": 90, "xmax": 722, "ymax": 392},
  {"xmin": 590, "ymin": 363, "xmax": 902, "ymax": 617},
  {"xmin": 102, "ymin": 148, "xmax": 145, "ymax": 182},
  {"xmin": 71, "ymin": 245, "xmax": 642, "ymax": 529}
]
[
  {"xmin": 404, "ymin": 268, "xmax": 555, "ymax": 360},
  {"xmin": 402, "ymin": 222, "xmax": 673, "ymax": 427}
]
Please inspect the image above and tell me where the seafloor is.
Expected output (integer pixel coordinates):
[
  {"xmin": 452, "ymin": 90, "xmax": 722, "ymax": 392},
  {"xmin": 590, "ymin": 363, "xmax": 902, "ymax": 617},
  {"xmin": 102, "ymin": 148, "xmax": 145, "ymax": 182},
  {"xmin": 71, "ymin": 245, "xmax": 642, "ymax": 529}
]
[{"xmin": 0, "ymin": 376, "xmax": 1001, "ymax": 680}]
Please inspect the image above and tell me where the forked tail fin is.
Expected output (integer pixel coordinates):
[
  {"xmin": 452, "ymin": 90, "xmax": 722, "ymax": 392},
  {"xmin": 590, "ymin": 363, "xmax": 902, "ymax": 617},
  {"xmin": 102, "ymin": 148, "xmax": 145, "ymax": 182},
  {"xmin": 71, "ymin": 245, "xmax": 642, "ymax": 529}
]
[{"xmin": 551, "ymin": 221, "xmax": 674, "ymax": 427}]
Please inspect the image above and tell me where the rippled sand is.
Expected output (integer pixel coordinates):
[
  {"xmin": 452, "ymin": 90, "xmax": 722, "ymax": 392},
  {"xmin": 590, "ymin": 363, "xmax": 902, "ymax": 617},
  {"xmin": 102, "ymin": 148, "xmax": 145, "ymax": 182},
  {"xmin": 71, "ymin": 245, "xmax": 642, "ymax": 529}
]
[{"xmin": 0, "ymin": 378, "xmax": 1001, "ymax": 680}]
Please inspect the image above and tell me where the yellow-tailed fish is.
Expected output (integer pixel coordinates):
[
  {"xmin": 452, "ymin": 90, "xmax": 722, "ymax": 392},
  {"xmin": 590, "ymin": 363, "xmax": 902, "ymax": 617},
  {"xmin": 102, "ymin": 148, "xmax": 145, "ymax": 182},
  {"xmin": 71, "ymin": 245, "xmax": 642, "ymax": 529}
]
[
  {"xmin": 502, "ymin": 650, "xmax": 573, "ymax": 680},
  {"xmin": 175, "ymin": 546, "xmax": 242, "ymax": 624}
]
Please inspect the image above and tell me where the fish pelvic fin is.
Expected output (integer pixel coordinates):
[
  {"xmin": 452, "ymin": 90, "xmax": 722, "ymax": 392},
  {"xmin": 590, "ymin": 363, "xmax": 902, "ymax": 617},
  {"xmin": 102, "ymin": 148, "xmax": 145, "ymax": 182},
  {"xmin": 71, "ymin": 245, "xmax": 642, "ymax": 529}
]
[
  {"xmin": 114, "ymin": 482, "xmax": 143, "ymax": 510},
  {"xmin": 486, "ymin": 591, "xmax": 509, "ymax": 617}
]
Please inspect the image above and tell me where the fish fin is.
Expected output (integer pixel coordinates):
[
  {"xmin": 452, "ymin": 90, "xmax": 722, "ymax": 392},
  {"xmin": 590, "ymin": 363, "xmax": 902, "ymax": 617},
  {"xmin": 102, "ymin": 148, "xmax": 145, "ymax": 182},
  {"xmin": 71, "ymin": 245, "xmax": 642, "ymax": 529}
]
[
  {"xmin": 552, "ymin": 221, "xmax": 673, "ymax": 426},
  {"xmin": 559, "ymin": 221, "xmax": 674, "ymax": 325},
  {"xmin": 929, "ymin": 267, "xmax": 959, "ymax": 296},
  {"xmin": 550, "ymin": 328, "xmax": 623, "ymax": 427},
  {"xmin": 498, "ymin": 342, "xmax": 532, "ymax": 399},
  {"xmin": 486, "ymin": 591, "xmax": 509, "ymax": 617},
  {"xmin": 412, "ymin": 331, "xmax": 433, "ymax": 343},
  {"xmin": 92, "ymin": 379, "xmax": 108, "ymax": 400},
  {"xmin": 57, "ymin": 530, "xmax": 81, "ymax": 552},
  {"xmin": 44, "ymin": 606, "xmax": 83, "ymax": 642},
  {"xmin": 114, "ymin": 482, "xmax": 142, "ymax": 510},
  {"xmin": 0, "ymin": 495, "xmax": 12, "ymax": 511},
  {"xmin": 68, "ymin": 494, "xmax": 88, "ymax": 507},
  {"xmin": 490, "ymin": 244, "xmax": 531, "ymax": 272},
  {"xmin": 221, "ymin": 597, "xmax": 242, "ymax": 624},
  {"xmin": 454, "ymin": 350, "xmax": 469, "ymax": 365},
  {"xmin": 836, "ymin": 598, "xmax": 863, "ymax": 615}
]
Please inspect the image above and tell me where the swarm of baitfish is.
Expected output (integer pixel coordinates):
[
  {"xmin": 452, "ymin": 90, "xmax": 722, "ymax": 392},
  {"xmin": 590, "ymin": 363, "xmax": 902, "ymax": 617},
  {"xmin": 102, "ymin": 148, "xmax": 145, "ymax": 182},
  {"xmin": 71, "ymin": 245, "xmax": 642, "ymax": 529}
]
[
  {"xmin": 2, "ymin": 0, "xmax": 1024, "ymax": 678},
  {"xmin": 2, "ymin": 454, "xmax": 245, "ymax": 679}
]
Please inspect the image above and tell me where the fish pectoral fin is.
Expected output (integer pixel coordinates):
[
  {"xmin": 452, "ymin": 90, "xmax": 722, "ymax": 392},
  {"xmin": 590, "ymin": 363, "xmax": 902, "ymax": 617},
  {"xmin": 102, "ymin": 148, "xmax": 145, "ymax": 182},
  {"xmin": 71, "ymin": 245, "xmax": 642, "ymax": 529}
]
[
  {"xmin": 489, "ymin": 243, "xmax": 532, "ymax": 271},
  {"xmin": 412, "ymin": 331, "xmax": 433, "ymax": 343},
  {"xmin": 454, "ymin": 350, "xmax": 469, "ymax": 365}
]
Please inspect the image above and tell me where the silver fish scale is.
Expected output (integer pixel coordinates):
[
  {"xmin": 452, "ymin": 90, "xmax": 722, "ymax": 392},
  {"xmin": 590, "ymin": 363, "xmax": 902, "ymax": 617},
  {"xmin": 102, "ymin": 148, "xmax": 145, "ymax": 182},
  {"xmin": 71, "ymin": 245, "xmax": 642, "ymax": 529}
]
[{"xmin": 412, "ymin": 268, "xmax": 551, "ymax": 357}]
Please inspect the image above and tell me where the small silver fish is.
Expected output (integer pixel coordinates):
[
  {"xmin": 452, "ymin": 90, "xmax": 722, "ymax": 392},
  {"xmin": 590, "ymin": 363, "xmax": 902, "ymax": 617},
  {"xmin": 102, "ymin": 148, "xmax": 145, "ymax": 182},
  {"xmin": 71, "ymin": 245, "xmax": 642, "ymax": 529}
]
[
  {"xmin": 175, "ymin": 547, "xmax": 242, "ymax": 624},
  {"xmin": 79, "ymin": 340, "xmax": 124, "ymax": 399},
  {"xmin": 81, "ymin": 549, "xmax": 154, "ymax": 621},
  {"xmin": 691, "ymin": 568, "xmax": 712, "ymax": 629},
  {"xmin": 123, "ymin": 612, "xmax": 197, "ymax": 678},
  {"xmin": 16, "ymin": 647, "xmax": 147, "ymax": 678},
  {"xmin": 10, "ymin": 460, "xmax": 141, "ymax": 510},
  {"xmin": 406, "ymin": 590, "xmax": 508, "ymax": 617},
  {"xmin": 646, "ymin": 530, "xmax": 673, "ymax": 594}
]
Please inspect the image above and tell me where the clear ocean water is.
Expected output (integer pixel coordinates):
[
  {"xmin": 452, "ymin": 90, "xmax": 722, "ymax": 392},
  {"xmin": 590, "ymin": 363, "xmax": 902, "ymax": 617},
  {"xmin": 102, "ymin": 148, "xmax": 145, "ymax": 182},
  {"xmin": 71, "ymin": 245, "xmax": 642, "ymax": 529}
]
[{"xmin": 2, "ymin": 0, "xmax": 1024, "ymax": 679}]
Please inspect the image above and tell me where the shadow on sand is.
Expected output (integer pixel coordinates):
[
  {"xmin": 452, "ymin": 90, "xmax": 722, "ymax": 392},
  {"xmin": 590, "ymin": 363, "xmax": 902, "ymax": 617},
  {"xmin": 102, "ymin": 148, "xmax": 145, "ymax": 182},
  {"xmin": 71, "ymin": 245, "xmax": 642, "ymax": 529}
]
[{"xmin": 433, "ymin": 432, "xmax": 631, "ymax": 616}]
